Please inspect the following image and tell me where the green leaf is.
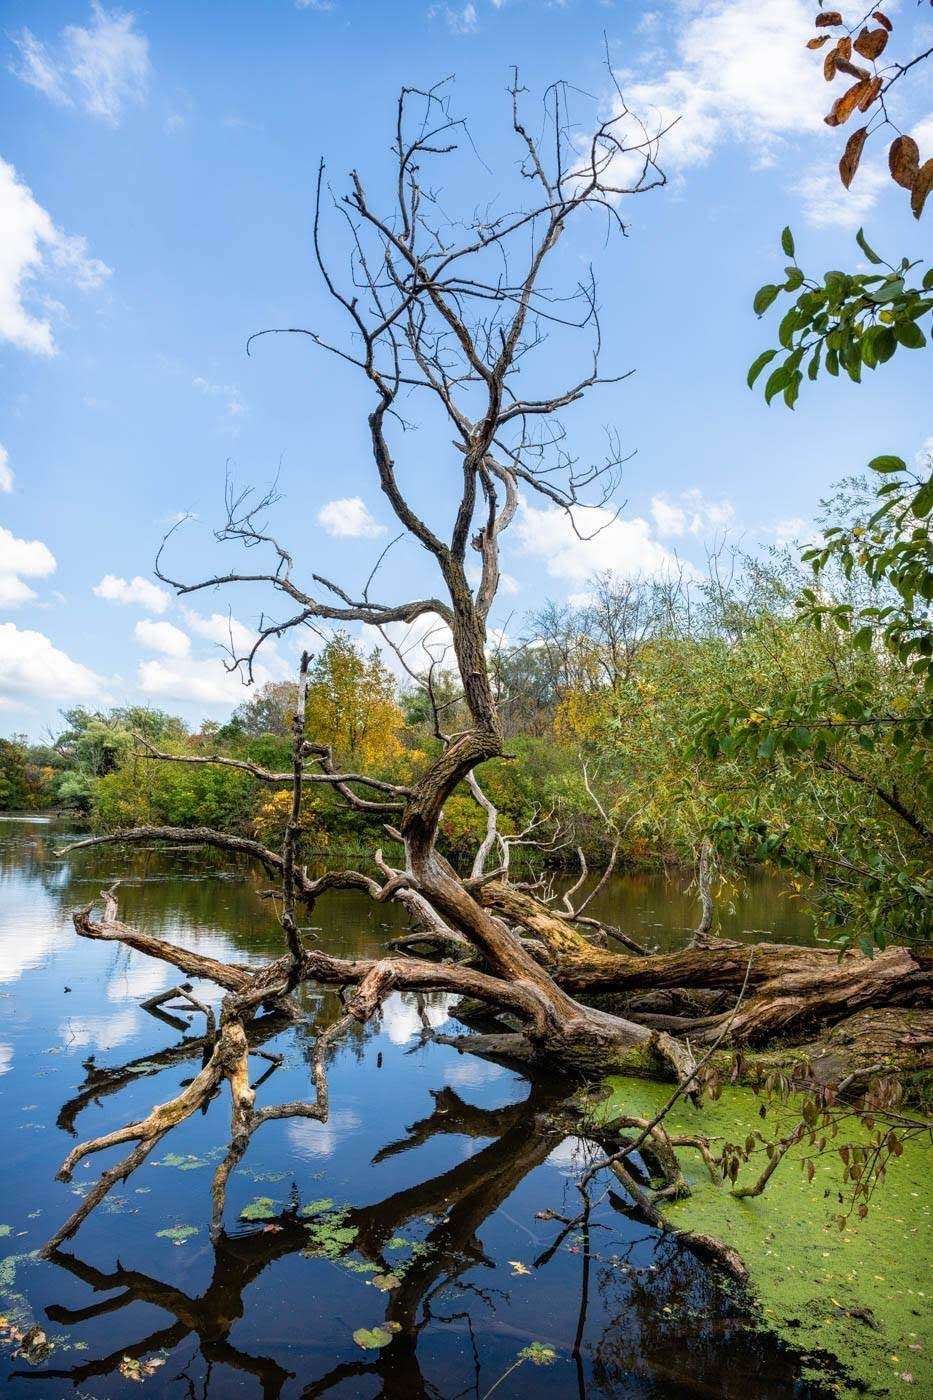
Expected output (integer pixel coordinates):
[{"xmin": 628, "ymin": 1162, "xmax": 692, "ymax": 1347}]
[
  {"xmin": 353, "ymin": 1327, "xmax": 394, "ymax": 1350},
  {"xmin": 856, "ymin": 228, "xmax": 883, "ymax": 265},
  {"xmin": 867, "ymin": 455, "xmax": 907, "ymax": 474},
  {"xmin": 764, "ymin": 363, "xmax": 791, "ymax": 404},
  {"xmin": 747, "ymin": 348, "xmax": 778, "ymax": 389},
  {"xmin": 894, "ymin": 320, "xmax": 927, "ymax": 349},
  {"xmin": 911, "ymin": 478, "xmax": 933, "ymax": 518},
  {"xmin": 240, "ymin": 1196, "xmax": 278, "ymax": 1221},
  {"xmin": 781, "ymin": 226, "xmax": 795, "ymax": 258},
  {"xmin": 753, "ymin": 284, "xmax": 781, "ymax": 316}
]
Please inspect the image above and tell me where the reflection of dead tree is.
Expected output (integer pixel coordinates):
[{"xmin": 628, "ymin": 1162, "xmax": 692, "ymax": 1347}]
[
  {"xmin": 51, "ymin": 70, "xmax": 930, "ymax": 1252},
  {"xmin": 27, "ymin": 1077, "xmax": 763, "ymax": 1399}
]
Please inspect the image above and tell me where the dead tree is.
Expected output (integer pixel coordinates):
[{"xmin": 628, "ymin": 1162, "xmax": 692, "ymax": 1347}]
[{"xmin": 50, "ymin": 73, "xmax": 931, "ymax": 1253}]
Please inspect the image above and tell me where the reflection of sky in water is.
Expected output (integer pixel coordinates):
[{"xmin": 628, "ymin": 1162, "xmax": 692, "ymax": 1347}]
[
  {"xmin": 287, "ymin": 1107, "xmax": 362, "ymax": 1159},
  {"xmin": 0, "ymin": 1043, "xmax": 12, "ymax": 1075},
  {"xmin": 380, "ymin": 991, "xmax": 455, "ymax": 1044},
  {"xmin": 445, "ymin": 1057, "xmax": 506, "ymax": 1088}
]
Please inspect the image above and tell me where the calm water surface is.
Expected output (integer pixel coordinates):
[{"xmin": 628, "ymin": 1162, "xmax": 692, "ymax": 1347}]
[{"xmin": 0, "ymin": 816, "xmax": 828, "ymax": 1398}]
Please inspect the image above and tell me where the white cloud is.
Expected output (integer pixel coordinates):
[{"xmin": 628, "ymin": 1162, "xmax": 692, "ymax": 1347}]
[
  {"xmin": 0, "ymin": 525, "xmax": 56, "ymax": 608},
  {"xmin": 133, "ymin": 618, "xmax": 190, "ymax": 658},
  {"xmin": 381, "ymin": 992, "xmax": 455, "ymax": 1045},
  {"xmin": 514, "ymin": 498, "xmax": 687, "ymax": 583},
  {"xmin": 0, "ymin": 446, "xmax": 11, "ymax": 493},
  {"xmin": 428, "ymin": 3, "xmax": 478, "ymax": 34},
  {"xmin": 0, "ymin": 621, "xmax": 102, "ymax": 701},
  {"xmin": 0, "ymin": 157, "xmax": 111, "ymax": 356},
  {"xmin": 650, "ymin": 488, "xmax": 735, "ymax": 538},
  {"xmin": 61, "ymin": 1008, "xmax": 141, "ymax": 1052},
  {"xmin": 10, "ymin": 3, "xmax": 151, "ymax": 126},
  {"xmin": 795, "ymin": 158, "xmax": 888, "ymax": 229},
  {"xmin": 192, "ymin": 375, "xmax": 245, "ymax": 418},
  {"xmin": 93, "ymin": 573, "xmax": 170, "ymax": 613},
  {"xmin": 365, "ymin": 611, "xmax": 455, "ymax": 681},
  {"xmin": 296, "ymin": 0, "xmax": 335, "ymax": 9},
  {"xmin": 286, "ymin": 1108, "xmax": 361, "ymax": 1160},
  {"xmin": 317, "ymin": 496, "xmax": 387, "ymax": 540},
  {"xmin": 619, "ymin": 0, "xmax": 826, "ymax": 175},
  {"xmin": 771, "ymin": 515, "xmax": 809, "ymax": 546}
]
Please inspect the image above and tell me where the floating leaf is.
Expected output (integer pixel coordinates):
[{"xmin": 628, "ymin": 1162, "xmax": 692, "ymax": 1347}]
[
  {"xmin": 353, "ymin": 1326, "xmax": 394, "ymax": 1350},
  {"xmin": 839, "ymin": 127, "xmax": 868, "ymax": 188},
  {"xmin": 371, "ymin": 1272, "xmax": 401, "ymax": 1291},
  {"xmin": 509, "ymin": 1260, "xmax": 532, "ymax": 1276},
  {"xmin": 0, "ymin": 1228, "xmax": 11, "ymax": 1239},
  {"xmin": 518, "ymin": 1342, "xmax": 557, "ymax": 1366},
  {"xmin": 240, "ymin": 1196, "xmax": 278, "ymax": 1221},
  {"xmin": 889, "ymin": 135, "xmax": 920, "ymax": 190},
  {"xmin": 298, "ymin": 1197, "xmax": 334, "ymax": 1217},
  {"xmin": 155, "ymin": 1225, "xmax": 198, "ymax": 1245}
]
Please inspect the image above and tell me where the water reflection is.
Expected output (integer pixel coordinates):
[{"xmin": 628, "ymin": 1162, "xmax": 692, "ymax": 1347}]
[
  {"xmin": 17, "ymin": 1074, "xmax": 832, "ymax": 1400},
  {"xmin": 0, "ymin": 816, "xmax": 830, "ymax": 1398}
]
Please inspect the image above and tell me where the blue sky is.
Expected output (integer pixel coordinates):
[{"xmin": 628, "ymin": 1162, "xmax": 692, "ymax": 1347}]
[{"xmin": 1, "ymin": 0, "xmax": 930, "ymax": 739}]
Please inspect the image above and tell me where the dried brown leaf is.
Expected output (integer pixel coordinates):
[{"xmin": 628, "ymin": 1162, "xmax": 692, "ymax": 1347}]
[
  {"xmin": 837, "ymin": 36, "xmax": 852, "ymax": 61},
  {"xmin": 836, "ymin": 58, "xmax": 870, "ymax": 80},
  {"xmin": 815, "ymin": 11, "xmax": 843, "ymax": 27},
  {"xmin": 910, "ymin": 159, "xmax": 933, "ymax": 219},
  {"xmin": 872, "ymin": 11, "xmax": 892, "ymax": 33},
  {"xmin": 857, "ymin": 76, "xmax": 882, "ymax": 112},
  {"xmin": 824, "ymin": 46, "xmax": 838, "ymax": 81},
  {"xmin": 825, "ymin": 80, "xmax": 871, "ymax": 127},
  {"xmin": 839, "ymin": 126, "xmax": 868, "ymax": 188},
  {"xmin": 889, "ymin": 134, "xmax": 920, "ymax": 189},
  {"xmin": 807, "ymin": 35, "xmax": 830, "ymax": 49},
  {"xmin": 853, "ymin": 27, "xmax": 888, "ymax": 60}
]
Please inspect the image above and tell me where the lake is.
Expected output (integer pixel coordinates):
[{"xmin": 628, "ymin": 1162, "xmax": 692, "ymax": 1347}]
[{"xmin": 0, "ymin": 814, "xmax": 834, "ymax": 1398}]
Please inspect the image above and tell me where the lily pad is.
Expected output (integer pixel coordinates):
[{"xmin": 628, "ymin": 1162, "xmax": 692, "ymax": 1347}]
[
  {"xmin": 371, "ymin": 1272, "xmax": 401, "ymax": 1291},
  {"xmin": 240, "ymin": 1197, "xmax": 278, "ymax": 1222},
  {"xmin": 155, "ymin": 1225, "xmax": 198, "ymax": 1245},
  {"xmin": 298, "ymin": 1197, "xmax": 334, "ymax": 1217},
  {"xmin": 353, "ymin": 1323, "xmax": 399, "ymax": 1349}
]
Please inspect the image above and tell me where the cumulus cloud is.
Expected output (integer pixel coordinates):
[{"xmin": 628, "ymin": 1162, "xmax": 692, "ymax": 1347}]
[
  {"xmin": 650, "ymin": 488, "xmax": 735, "ymax": 539},
  {"xmin": 0, "ymin": 445, "xmax": 14, "ymax": 493},
  {"xmin": 0, "ymin": 157, "xmax": 111, "ymax": 356},
  {"xmin": 0, "ymin": 621, "xmax": 102, "ymax": 701},
  {"xmin": 513, "ymin": 499, "xmax": 687, "ymax": 583},
  {"xmin": 0, "ymin": 525, "xmax": 56, "ymax": 608},
  {"xmin": 317, "ymin": 496, "xmax": 387, "ymax": 539},
  {"xmin": 620, "ymin": 0, "xmax": 826, "ymax": 175},
  {"xmin": 133, "ymin": 618, "xmax": 190, "ymax": 658},
  {"xmin": 93, "ymin": 573, "xmax": 170, "ymax": 613},
  {"xmin": 9, "ymin": 3, "xmax": 151, "ymax": 125}
]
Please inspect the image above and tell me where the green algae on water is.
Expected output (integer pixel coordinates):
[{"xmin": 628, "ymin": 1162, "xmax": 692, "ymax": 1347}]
[{"xmin": 602, "ymin": 1076, "xmax": 931, "ymax": 1397}]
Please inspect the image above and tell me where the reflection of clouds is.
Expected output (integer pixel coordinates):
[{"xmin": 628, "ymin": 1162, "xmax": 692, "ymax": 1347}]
[
  {"xmin": 0, "ymin": 1044, "xmax": 12, "ymax": 1075},
  {"xmin": 106, "ymin": 956, "xmax": 173, "ymax": 1003},
  {"xmin": 286, "ymin": 1108, "xmax": 362, "ymax": 1160},
  {"xmin": 60, "ymin": 1008, "xmax": 141, "ymax": 1052},
  {"xmin": 547, "ymin": 1136, "xmax": 593, "ymax": 1175},
  {"xmin": 444, "ymin": 1058, "xmax": 505, "ymax": 1089},
  {"xmin": 380, "ymin": 992, "xmax": 455, "ymax": 1046},
  {"xmin": 0, "ymin": 928, "xmax": 68, "ymax": 984}
]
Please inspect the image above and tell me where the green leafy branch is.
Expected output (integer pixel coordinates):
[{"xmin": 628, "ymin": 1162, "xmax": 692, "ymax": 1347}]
[{"xmin": 748, "ymin": 227, "xmax": 932, "ymax": 407}]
